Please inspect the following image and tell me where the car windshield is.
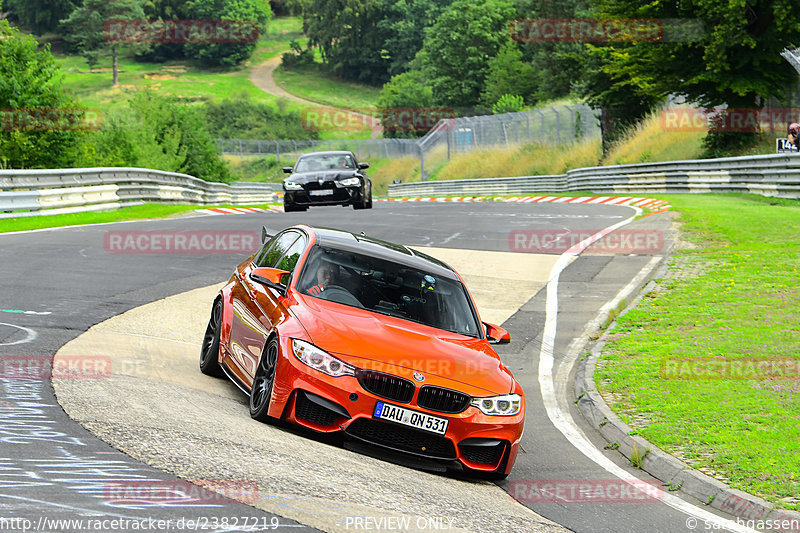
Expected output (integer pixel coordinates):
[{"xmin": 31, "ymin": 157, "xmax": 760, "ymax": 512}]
[
  {"xmin": 297, "ymin": 245, "xmax": 481, "ymax": 337},
  {"xmin": 295, "ymin": 154, "xmax": 355, "ymax": 172}
]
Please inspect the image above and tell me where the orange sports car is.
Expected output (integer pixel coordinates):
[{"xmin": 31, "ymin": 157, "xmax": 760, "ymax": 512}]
[{"xmin": 200, "ymin": 224, "xmax": 525, "ymax": 478}]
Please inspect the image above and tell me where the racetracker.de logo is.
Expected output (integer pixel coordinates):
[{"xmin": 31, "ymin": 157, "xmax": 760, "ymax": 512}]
[
  {"xmin": 510, "ymin": 479, "xmax": 663, "ymax": 503},
  {"xmin": 300, "ymin": 107, "xmax": 456, "ymax": 133},
  {"xmin": 104, "ymin": 19, "xmax": 259, "ymax": 43},
  {"xmin": 660, "ymin": 108, "xmax": 800, "ymax": 133},
  {"xmin": 0, "ymin": 108, "xmax": 102, "ymax": 132},
  {"xmin": 1, "ymin": 355, "xmax": 111, "ymax": 380},
  {"xmin": 104, "ymin": 231, "xmax": 259, "ymax": 254},
  {"xmin": 103, "ymin": 480, "xmax": 259, "ymax": 506},
  {"xmin": 510, "ymin": 18, "xmax": 704, "ymax": 43},
  {"xmin": 661, "ymin": 357, "xmax": 800, "ymax": 380},
  {"xmin": 509, "ymin": 229, "xmax": 664, "ymax": 254}
]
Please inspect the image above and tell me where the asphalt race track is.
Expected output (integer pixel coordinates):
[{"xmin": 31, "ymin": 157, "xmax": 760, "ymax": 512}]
[{"xmin": 0, "ymin": 201, "xmax": 754, "ymax": 532}]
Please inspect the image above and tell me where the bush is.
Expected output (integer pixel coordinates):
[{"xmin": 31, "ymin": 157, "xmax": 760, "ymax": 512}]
[
  {"xmin": 184, "ymin": 0, "xmax": 272, "ymax": 67},
  {"xmin": 281, "ymin": 39, "xmax": 315, "ymax": 69},
  {"xmin": 0, "ymin": 20, "xmax": 88, "ymax": 169},
  {"xmin": 492, "ymin": 94, "xmax": 525, "ymax": 115},
  {"xmin": 89, "ymin": 91, "xmax": 230, "ymax": 182},
  {"xmin": 377, "ymin": 70, "xmax": 436, "ymax": 138},
  {"xmin": 203, "ymin": 92, "xmax": 319, "ymax": 140}
]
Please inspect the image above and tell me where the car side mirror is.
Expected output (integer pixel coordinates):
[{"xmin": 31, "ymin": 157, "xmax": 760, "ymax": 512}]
[
  {"xmin": 261, "ymin": 226, "xmax": 275, "ymax": 244},
  {"xmin": 283, "ymin": 167, "xmax": 294, "ymax": 174},
  {"xmin": 358, "ymin": 162, "xmax": 370, "ymax": 169},
  {"xmin": 484, "ymin": 322, "xmax": 510, "ymax": 344},
  {"xmin": 250, "ymin": 267, "xmax": 290, "ymax": 294}
]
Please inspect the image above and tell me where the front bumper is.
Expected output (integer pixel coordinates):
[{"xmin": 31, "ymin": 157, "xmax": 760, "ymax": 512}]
[
  {"xmin": 270, "ymin": 337, "xmax": 524, "ymax": 474},
  {"xmin": 284, "ymin": 185, "xmax": 363, "ymax": 206}
]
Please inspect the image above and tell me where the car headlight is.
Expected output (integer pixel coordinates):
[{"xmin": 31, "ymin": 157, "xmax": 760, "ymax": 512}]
[
  {"xmin": 470, "ymin": 394, "xmax": 522, "ymax": 416},
  {"xmin": 338, "ymin": 177, "xmax": 361, "ymax": 187},
  {"xmin": 284, "ymin": 181, "xmax": 303, "ymax": 191},
  {"xmin": 292, "ymin": 339, "xmax": 355, "ymax": 377}
]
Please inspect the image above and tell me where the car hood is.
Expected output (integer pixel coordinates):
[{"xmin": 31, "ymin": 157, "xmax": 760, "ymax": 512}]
[
  {"xmin": 287, "ymin": 170, "xmax": 361, "ymax": 184},
  {"xmin": 291, "ymin": 295, "xmax": 514, "ymax": 395}
]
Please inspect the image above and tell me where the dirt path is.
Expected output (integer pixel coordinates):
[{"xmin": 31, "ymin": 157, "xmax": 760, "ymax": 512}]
[{"xmin": 250, "ymin": 54, "xmax": 382, "ymax": 140}]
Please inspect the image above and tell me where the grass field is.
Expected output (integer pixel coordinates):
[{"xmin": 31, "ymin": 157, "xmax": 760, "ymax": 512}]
[
  {"xmin": 53, "ymin": 17, "xmax": 373, "ymax": 141},
  {"xmin": 272, "ymin": 62, "xmax": 381, "ymax": 112},
  {"xmin": 595, "ymin": 194, "xmax": 800, "ymax": 510},
  {"xmin": 0, "ymin": 203, "xmax": 274, "ymax": 233}
]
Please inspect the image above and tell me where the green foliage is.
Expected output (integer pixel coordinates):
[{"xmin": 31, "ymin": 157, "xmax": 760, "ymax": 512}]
[
  {"xmin": 89, "ymin": 91, "xmax": 230, "ymax": 182},
  {"xmin": 377, "ymin": 70, "xmax": 434, "ymax": 138},
  {"xmin": 61, "ymin": 0, "xmax": 148, "ymax": 84},
  {"xmin": 280, "ymin": 39, "xmax": 314, "ymax": 68},
  {"xmin": 480, "ymin": 40, "xmax": 536, "ymax": 110},
  {"xmin": 203, "ymin": 92, "xmax": 319, "ymax": 140},
  {"xmin": 183, "ymin": 0, "xmax": 272, "ymax": 67},
  {"xmin": 0, "ymin": 20, "xmax": 86, "ymax": 168},
  {"xmin": 421, "ymin": 0, "xmax": 516, "ymax": 108},
  {"xmin": 376, "ymin": 0, "xmax": 452, "ymax": 78},
  {"xmin": 299, "ymin": 0, "xmax": 388, "ymax": 83},
  {"xmin": 587, "ymin": 0, "xmax": 800, "ymax": 150},
  {"xmin": 492, "ymin": 94, "xmax": 525, "ymax": 115},
  {"xmin": 5, "ymin": 0, "xmax": 78, "ymax": 34}
]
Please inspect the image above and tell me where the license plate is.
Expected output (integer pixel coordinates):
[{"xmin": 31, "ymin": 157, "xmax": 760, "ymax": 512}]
[
  {"xmin": 309, "ymin": 189, "xmax": 334, "ymax": 196},
  {"xmin": 373, "ymin": 401, "xmax": 449, "ymax": 435}
]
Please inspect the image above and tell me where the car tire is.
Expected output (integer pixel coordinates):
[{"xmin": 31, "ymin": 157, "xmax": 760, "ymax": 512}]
[
  {"xmin": 249, "ymin": 337, "xmax": 279, "ymax": 422},
  {"xmin": 199, "ymin": 300, "xmax": 224, "ymax": 377},
  {"xmin": 353, "ymin": 187, "xmax": 369, "ymax": 210},
  {"xmin": 284, "ymin": 202, "xmax": 307, "ymax": 212}
]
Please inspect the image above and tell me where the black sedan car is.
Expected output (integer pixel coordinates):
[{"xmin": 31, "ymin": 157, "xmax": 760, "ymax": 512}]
[{"xmin": 282, "ymin": 151, "xmax": 373, "ymax": 211}]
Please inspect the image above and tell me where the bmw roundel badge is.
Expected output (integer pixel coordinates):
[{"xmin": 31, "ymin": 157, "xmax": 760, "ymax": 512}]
[{"xmin": 413, "ymin": 372, "xmax": 425, "ymax": 382}]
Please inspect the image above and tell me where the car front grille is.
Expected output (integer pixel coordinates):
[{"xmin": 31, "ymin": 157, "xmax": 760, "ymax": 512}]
[
  {"xmin": 458, "ymin": 439, "xmax": 507, "ymax": 466},
  {"xmin": 346, "ymin": 418, "xmax": 456, "ymax": 460},
  {"xmin": 356, "ymin": 370, "xmax": 414, "ymax": 403},
  {"xmin": 416, "ymin": 386, "xmax": 471, "ymax": 414}
]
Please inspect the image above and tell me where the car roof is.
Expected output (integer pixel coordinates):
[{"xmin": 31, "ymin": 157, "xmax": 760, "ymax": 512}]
[
  {"xmin": 297, "ymin": 151, "xmax": 356, "ymax": 159},
  {"xmin": 305, "ymin": 226, "xmax": 459, "ymax": 281}
]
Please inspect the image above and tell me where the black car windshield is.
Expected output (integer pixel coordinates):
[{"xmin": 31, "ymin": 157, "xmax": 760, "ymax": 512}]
[
  {"xmin": 298, "ymin": 245, "xmax": 481, "ymax": 337},
  {"xmin": 295, "ymin": 154, "xmax": 355, "ymax": 172}
]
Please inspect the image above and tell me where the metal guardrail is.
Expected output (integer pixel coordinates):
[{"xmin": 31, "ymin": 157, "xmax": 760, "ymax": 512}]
[
  {"xmin": 387, "ymin": 154, "xmax": 800, "ymax": 199},
  {"xmin": 0, "ymin": 167, "xmax": 280, "ymax": 218}
]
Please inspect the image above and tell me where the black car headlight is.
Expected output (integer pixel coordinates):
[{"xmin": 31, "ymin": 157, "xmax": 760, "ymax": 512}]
[
  {"xmin": 338, "ymin": 177, "xmax": 361, "ymax": 187},
  {"xmin": 470, "ymin": 394, "xmax": 522, "ymax": 416},
  {"xmin": 292, "ymin": 339, "xmax": 355, "ymax": 377},
  {"xmin": 284, "ymin": 181, "xmax": 304, "ymax": 191}
]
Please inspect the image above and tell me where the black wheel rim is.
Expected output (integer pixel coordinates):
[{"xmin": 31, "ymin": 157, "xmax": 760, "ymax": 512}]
[
  {"xmin": 251, "ymin": 341, "xmax": 277, "ymax": 411},
  {"xmin": 201, "ymin": 302, "xmax": 221, "ymax": 364}
]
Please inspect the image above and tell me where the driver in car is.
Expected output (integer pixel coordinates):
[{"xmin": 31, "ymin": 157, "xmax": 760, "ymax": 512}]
[{"xmin": 307, "ymin": 262, "xmax": 338, "ymax": 296}]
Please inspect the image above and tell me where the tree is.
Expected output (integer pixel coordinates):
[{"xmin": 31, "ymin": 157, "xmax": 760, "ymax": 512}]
[
  {"xmin": 480, "ymin": 40, "xmax": 536, "ymax": 110},
  {"xmin": 0, "ymin": 20, "xmax": 86, "ymax": 168},
  {"xmin": 61, "ymin": 0, "xmax": 147, "ymax": 86},
  {"xmin": 492, "ymin": 94, "xmax": 525, "ymax": 114},
  {"xmin": 300, "ymin": 0, "xmax": 389, "ymax": 83},
  {"xmin": 587, "ymin": 0, "xmax": 800, "ymax": 154},
  {"xmin": 5, "ymin": 0, "xmax": 78, "ymax": 34},
  {"xmin": 376, "ymin": 0, "xmax": 452, "ymax": 78},
  {"xmin": 184, "ymin": 0, "xmax": 272, "ymax": 67},
  {"xmin": 421, "ymin": 0, "xmax": 516, "ymax": 109},
  {"xmin": 377, "ymin": 69, "xmax": 435, "ymax": 137}
]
